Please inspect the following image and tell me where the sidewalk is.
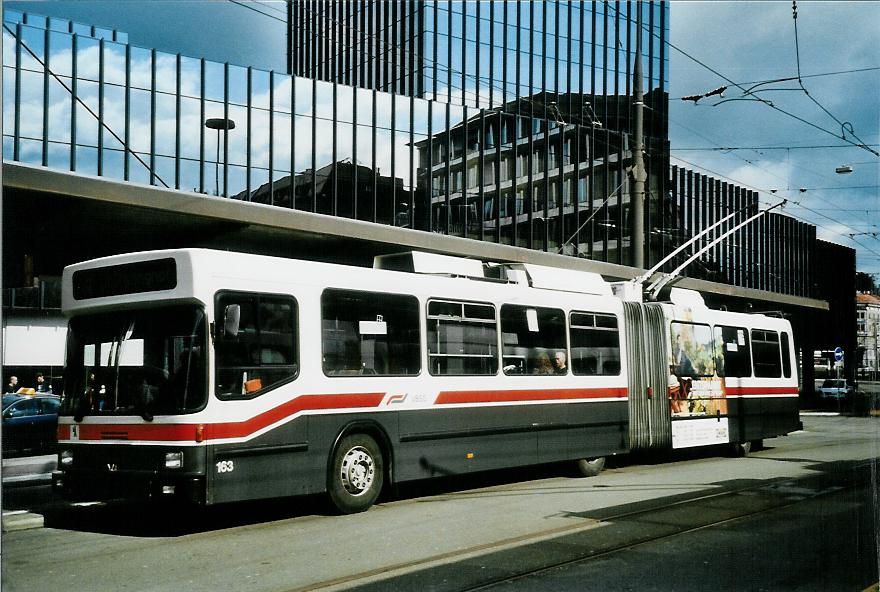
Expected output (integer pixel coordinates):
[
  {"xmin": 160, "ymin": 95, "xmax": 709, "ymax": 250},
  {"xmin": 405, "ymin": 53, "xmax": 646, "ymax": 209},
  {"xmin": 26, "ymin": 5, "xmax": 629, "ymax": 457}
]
[
  {"xmin": 2, "ymin": 454, "xmax": 56, "ymax": 532},
  {"xmin": 2, "ymin": 453, "xmax": 56, "ymax": 486}
]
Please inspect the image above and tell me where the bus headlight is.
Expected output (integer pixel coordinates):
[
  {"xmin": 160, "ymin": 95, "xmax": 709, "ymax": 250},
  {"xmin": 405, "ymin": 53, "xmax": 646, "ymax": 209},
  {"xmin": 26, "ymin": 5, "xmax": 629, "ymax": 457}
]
[
  {"xmin": 164, "ymin": 451, "xmax": 183, "ymax": 469},
  {"xmin": 60, "ymin": 450, "xmax": 74, "ymax": 466}
]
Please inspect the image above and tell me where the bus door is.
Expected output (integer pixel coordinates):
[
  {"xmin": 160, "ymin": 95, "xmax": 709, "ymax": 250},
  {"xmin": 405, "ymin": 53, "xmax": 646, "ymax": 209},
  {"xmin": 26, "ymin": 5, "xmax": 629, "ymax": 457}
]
[
  {"xmin": 622, "ymin": 302, "xmax": 671, "ymax": 450},
  {"xmin": 667, "ymin": 321, "xmax": 730, "ymax": 449}
]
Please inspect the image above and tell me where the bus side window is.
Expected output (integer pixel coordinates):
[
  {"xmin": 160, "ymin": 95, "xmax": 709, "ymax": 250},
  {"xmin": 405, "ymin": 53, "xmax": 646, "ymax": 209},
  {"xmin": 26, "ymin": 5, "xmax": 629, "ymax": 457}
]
[
  {"xmin": 426, "ymin": 300, "xmax": 498, "ymax": 376},
  {"xmin": 215, "ymin": 292, "xmax": 299, "ymax": 398},
  {"xmin": 500, "ymin": 305, "xmax": 566, "ymax": 376},
  {"xmin": 669, "ymin": 322, "xmax": 715, "ymax": 378},
  {"xmin": 780, "ymin": 332, "xmax": 792, "ymax": 378},
  {"xmin": 713, "ymin": 325, "xmax": 752, "ymax": 378},
  {"xmin": 321, "ymin": 289, "xmax": 420, "ymax": 377},
  {"xmin": 751, "ymin": 329, "xmax": 782, "ymax": 378},
  {"xmin": 570, "ymin": 312, "xmax": 620, "ymax": 376}
]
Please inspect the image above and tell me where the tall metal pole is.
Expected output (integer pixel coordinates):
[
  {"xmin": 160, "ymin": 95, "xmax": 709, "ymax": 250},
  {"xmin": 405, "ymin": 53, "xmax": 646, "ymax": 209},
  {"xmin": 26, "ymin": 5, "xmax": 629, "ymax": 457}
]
[{"xmin": 631, "ymin": 1, "xmax": 647, "ymax": 269}]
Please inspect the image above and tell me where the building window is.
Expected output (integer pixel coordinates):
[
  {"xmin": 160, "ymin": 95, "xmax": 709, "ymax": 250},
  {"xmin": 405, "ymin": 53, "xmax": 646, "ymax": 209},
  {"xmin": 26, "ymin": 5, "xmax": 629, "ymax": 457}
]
[
  {"xmin": 321, "ymin": 289, "xmax": 420, "ymax": 376},
  {"xmin": 426, "ymin": 300, "xmax": 498, "ymax": 375}
]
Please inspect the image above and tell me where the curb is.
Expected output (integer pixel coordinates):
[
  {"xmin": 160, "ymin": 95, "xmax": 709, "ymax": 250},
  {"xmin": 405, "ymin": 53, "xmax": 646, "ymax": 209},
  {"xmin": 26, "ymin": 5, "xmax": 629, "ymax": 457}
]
[
  {"xmin": 2, "ymin": 473, "xmax": 53, "ymax": 487},
  {"xmin": 2, "ymin": 510, "xmax": 44, "ymax": 532}
]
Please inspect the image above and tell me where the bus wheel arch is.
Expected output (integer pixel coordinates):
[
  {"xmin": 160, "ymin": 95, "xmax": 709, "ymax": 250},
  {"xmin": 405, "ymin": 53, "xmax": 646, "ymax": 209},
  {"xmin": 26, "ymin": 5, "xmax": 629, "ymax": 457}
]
[{"xmin": 326, "ymin": 422, "xmax": 392, "ymax": 514}]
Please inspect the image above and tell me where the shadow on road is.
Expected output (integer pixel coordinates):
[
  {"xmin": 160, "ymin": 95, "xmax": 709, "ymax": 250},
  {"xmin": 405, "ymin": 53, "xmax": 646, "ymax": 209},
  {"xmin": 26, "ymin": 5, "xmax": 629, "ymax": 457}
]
[
  {"xmin": 20, "ymin": 440, "xmax": 877, "ymax": 538},
  {"xmin": 39, "ymin": 493, "xmax": 330, "ymax": 537}
]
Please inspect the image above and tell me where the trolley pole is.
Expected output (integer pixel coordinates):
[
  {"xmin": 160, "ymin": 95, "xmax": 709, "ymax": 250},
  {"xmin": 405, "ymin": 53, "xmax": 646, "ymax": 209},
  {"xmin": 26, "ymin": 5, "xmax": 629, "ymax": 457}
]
[{"xmin": 631, "ymin": 1, "xmax": 647, "ymax": 270}]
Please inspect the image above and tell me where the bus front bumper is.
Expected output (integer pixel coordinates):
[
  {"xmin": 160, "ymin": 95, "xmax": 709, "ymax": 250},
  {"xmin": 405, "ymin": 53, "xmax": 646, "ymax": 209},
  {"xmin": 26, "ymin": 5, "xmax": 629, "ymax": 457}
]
[{"xmin": 53, "ymin": 469, "xmax": 205, "ymax": 505}]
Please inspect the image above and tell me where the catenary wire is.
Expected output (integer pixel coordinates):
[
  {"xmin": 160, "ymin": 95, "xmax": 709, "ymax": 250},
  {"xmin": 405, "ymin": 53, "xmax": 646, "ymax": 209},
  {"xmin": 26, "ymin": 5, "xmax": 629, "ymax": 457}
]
[
  {"xmin": 603, "ymin": 3, "xmax": 879, "ymax": 157},
  {"xmin": 790, "ymin": 1, "xmax": 876, "ymax": 157},
  {"xmin": 227, "ymin": 0, "xmax": 287, "ymax": 24}
]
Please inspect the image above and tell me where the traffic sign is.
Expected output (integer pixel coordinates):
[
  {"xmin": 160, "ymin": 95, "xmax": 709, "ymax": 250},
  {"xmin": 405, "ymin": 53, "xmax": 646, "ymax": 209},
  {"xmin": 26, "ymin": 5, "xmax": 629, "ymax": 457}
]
[{"xmin": 834, "ymin": 347, "xmax": 843, "ymax": 362}]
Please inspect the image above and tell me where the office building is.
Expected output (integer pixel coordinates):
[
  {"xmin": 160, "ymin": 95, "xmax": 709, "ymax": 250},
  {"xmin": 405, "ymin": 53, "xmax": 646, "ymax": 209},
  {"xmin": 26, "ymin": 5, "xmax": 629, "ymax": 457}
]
[{"xmin": 0, "ymin": 5, "xmax": 855, "ymax": 389}]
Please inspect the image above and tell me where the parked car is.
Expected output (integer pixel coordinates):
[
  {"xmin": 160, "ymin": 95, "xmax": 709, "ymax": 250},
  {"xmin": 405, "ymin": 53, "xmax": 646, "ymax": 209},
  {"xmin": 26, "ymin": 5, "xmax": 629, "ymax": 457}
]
[
  {"xmin": 2, "ymin": 394, "xmax": 61, "ymax": 453},
  {"xmin": 817, "ymin": 379, "xmax": 855, "ymax": 400}
]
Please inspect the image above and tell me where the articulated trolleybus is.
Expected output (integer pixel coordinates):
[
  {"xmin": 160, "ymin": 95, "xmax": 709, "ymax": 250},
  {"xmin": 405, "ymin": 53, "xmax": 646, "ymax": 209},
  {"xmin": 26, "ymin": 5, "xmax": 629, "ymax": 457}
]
[{"xmin": 54, "ymin": 249, "xmax": 799, "ymax": 513}]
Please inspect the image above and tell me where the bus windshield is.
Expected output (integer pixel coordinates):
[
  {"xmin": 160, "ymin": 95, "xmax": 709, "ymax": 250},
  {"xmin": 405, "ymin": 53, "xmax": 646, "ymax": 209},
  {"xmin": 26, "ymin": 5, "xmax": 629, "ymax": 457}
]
[{"xmin": 62, "ymin": 305, "xmax": 207, "ymax": 419}]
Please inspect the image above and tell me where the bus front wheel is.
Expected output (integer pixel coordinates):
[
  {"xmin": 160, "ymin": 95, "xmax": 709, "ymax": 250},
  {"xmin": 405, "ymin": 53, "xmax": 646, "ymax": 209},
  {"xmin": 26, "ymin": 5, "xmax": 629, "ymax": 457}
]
[
  {"xmin": 328, "ymin": 433, "xmax": 384, "ymax": 514},
  {"xmin": 575, "ymin": 457, "xmax": 606, "ymax": 477}
]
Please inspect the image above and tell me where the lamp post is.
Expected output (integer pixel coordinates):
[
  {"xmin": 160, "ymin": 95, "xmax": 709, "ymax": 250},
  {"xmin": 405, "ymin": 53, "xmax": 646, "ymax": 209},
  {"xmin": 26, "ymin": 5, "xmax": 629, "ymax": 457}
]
[
  {"xmin": 631, "ymin": 2, "xmax": 646, "ymax": 269},
  {"xmin": 205, "ymin": 117, "xmax": 236, "ymax": 196}
]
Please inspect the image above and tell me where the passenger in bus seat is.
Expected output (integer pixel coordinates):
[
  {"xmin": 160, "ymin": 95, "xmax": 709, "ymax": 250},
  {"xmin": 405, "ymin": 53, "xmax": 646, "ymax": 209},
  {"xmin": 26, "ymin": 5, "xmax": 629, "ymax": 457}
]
[
  {"xmin": 602, "ymin": 360, "xmax": 620, "ymax": 374},
  {"xmin": 553, "ymin": 351, "xmax": 568, "ymax": 375},
  {"xmin": 533, "ymin": 353, "xmax": 554, "ymax": 375},
  {"xmin": 583, "ymin": 357, "xmax": 598, "ymax": 375}
]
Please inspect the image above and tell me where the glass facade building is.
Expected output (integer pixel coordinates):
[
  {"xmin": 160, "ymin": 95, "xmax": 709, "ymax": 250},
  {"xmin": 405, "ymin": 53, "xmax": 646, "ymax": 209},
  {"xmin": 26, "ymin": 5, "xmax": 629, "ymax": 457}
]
[
  {"xmin": 4, "ymin": 3, "xmax": 670, "ymax": 267},
  {"xmin": 2, "ymin": 4, "xmax": 819, "ymax": 299},
  {"xmin": 289, "ymin": 0, "xmax": 671, "ymax": 264}
]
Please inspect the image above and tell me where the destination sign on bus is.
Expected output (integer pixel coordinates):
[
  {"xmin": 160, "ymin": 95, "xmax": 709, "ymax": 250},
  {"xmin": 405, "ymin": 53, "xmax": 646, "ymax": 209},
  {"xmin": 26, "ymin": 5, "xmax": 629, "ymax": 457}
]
[{"xmin": 72, "ymin": 258, "xmax": 177, "ymax": 300}]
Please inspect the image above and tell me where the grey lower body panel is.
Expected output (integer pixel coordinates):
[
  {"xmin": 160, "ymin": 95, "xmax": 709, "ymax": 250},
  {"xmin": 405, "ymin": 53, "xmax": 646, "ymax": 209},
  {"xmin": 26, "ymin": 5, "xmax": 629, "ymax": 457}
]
[
  {"xmin": 208, "ymin": 399, "xmax": 630, "ymax": 502},
  {"xmin": 727, "ymin": 396, "xmax": 801, "ymax": 443}
]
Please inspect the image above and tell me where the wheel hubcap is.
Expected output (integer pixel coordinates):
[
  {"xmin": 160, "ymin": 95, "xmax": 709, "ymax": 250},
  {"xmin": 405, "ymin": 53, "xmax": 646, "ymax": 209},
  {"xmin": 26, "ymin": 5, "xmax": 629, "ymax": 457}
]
[{"xmin": 340, "ymin": 446, "xmax": 375, "ymax": 496}]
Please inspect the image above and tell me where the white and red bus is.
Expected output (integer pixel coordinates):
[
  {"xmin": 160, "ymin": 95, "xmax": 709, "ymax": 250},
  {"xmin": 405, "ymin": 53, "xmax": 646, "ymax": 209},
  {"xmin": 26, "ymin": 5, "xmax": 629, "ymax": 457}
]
[{"xmin": 53, "ymin": 249, "xmax": 800, "ymax": 513}]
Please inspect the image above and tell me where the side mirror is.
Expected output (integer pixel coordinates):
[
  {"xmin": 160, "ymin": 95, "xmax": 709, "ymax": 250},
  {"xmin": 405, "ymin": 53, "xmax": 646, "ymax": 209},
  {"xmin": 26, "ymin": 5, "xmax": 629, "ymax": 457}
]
[{"xmin": 223, "ymin": 304, "xmax": 241, "ymax": 339}]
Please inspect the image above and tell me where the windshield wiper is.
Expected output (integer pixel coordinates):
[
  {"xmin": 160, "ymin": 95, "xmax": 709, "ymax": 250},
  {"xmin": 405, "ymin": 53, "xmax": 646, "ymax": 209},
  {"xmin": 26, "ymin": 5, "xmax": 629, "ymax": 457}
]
[{"xmin": 135, "ymin": 379, "xmax": 155, "ymax": 422}]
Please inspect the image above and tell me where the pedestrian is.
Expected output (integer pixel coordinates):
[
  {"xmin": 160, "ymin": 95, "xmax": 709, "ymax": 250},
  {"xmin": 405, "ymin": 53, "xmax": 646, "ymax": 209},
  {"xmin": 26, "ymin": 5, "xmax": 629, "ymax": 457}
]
[
  {"xmin": 35, "ymin": 372, "xmax": 52, "ymax": 393},
  {"xmin": 5, "ymin": 375, "xmax": 19, "ymax": 393}
]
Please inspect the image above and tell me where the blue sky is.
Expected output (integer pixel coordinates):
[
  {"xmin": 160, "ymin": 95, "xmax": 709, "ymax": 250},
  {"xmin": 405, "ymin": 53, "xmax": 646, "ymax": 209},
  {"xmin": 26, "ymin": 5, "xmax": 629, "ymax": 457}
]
[
  {"xmin": 7, "ymin": 0, "xmax": 879, "ymax": 277},
  {"xmin": 668, "ymin": 1, "xmax": 880, "ymax": 279}
]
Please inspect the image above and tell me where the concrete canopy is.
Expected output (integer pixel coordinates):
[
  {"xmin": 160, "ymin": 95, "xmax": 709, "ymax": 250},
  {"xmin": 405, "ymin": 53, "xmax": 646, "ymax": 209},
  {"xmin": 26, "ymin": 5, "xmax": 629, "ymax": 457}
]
[{"xmin": 4, "ymin": 162, "xmax": 827, "ymax": 311}]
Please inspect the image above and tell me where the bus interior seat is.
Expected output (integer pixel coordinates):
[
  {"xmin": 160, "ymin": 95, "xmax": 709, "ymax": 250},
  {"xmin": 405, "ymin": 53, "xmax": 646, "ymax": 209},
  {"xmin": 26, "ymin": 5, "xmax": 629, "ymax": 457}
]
[
  {"xmin": 259, "ymin": 348, "xmax": 288, "ymax": 364},
  {"xmin": 602, "ymin": 360, "xmax": 620, "ymax": 374}
]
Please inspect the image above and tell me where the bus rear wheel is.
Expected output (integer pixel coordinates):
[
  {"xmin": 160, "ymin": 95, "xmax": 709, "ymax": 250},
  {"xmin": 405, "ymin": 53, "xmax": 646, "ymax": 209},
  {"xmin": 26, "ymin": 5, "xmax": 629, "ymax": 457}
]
[
  {"xmin": 575, "ymin": 457, "xmax": 606, "ymax": 477},
  {"xmin": 327, "ymin": 433, "xmax": 384, "ymax": 514}
]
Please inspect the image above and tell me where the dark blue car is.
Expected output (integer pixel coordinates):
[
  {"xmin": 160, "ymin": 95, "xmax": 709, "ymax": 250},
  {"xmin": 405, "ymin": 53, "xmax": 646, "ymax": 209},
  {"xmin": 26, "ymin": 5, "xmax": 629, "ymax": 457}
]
[{"xmin": 2, "ymin": 395, "xmax": 61, "ymax": 453}]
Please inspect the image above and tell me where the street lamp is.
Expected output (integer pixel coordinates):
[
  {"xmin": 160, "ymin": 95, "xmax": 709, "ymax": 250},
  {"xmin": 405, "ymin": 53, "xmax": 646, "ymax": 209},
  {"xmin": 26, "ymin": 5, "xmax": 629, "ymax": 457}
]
[{"xmin": 205, "ymin": 117, "xmax": 236, "ymax": 196}]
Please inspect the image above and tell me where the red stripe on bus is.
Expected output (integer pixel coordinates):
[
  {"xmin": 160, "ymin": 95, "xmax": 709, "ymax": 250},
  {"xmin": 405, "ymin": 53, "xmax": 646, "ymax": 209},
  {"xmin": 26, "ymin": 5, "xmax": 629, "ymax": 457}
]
[
  {"xmin": 435, "ymin": 387, "xmax": 629, "ymax": 405},
  {"xmin": 58, "ymin": 392, "xmax": 385, "ymax": 443},
  {"xmin": 726, "ymin": 386, "xmax": 799, "ymax": 396}
]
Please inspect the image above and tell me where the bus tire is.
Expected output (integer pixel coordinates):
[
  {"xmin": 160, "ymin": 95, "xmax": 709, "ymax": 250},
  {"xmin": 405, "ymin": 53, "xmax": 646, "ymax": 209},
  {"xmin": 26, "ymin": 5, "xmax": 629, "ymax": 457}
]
[
  {"xmin": 327, "ymin": 433, "xmax": 384, "ymax": 514},
  {"xmin": 575, "ymin": 457, "xmax": 606, "ymax": 477}
]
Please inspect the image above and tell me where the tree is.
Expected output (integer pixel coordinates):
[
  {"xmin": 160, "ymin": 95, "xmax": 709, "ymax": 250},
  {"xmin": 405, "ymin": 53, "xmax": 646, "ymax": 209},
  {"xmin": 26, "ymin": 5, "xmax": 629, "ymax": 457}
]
[{"xmin": 856, "ymin": 272, "xmax": 877, "ymax": 294}]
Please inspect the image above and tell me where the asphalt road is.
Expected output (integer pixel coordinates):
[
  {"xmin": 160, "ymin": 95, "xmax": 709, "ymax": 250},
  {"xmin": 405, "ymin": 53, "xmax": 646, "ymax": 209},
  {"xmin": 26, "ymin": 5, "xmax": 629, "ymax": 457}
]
[{"xmin": 2, "ymin": 415, "xmax": 878, "ymax": 592}]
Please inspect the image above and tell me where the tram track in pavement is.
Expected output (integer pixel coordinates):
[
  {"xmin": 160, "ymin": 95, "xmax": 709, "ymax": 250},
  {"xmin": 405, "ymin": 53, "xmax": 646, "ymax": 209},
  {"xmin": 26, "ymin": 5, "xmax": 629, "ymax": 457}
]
[{"xmin": 294, "ymin": 459, "xmax": 874, "ymax": 592}]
